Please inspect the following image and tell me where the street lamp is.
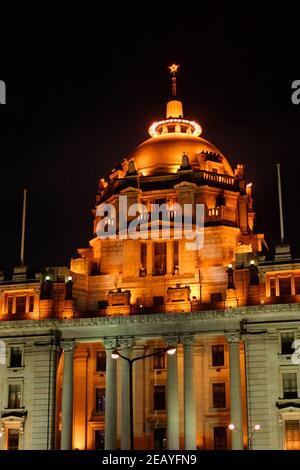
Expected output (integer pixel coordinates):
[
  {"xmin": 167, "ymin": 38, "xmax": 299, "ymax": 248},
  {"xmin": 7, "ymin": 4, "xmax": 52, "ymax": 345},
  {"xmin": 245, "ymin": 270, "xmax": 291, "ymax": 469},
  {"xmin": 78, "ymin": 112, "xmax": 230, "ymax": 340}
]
[
  {"xmin": 112, "ymin": 345, "xmax": 177, "ymax": 450},
  {"xmin": 228, "ymin": 423, "xmax": 261, "ymax": 450}
]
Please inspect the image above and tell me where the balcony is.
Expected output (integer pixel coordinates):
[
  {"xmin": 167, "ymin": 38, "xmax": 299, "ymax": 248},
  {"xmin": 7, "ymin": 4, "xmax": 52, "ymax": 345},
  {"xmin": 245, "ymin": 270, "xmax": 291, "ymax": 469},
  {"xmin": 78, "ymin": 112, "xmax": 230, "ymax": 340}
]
[{"xmin": 206, "ymin": 206, "xmax": 236, "ymax": 224}]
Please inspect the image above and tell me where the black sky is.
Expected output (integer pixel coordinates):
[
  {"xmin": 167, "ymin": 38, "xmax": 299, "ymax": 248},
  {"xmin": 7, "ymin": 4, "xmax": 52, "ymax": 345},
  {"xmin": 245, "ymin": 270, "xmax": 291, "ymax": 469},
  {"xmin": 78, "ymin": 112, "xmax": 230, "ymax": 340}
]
[{"xmin": 1, "ymin": 5, "xmax": 300, "ymax": 271}]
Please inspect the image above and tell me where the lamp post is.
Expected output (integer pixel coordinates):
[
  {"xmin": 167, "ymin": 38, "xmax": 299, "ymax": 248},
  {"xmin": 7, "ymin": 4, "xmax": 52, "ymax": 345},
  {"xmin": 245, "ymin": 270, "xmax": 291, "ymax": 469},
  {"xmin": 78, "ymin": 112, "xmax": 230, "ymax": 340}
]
[
  {"xmin": 112, "ymin": 345, "xmax": 177, "ymax": 450},
  {"xmin": 228, "ymin": 423, "xmax": 261, "ymax": 450}
]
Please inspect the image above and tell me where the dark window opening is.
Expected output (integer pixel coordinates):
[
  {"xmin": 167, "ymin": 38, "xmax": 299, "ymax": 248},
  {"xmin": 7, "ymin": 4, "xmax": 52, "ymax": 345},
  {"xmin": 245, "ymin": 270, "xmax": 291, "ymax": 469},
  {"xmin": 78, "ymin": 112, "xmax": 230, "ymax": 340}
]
[
  {"xmin": 212, "ymin": 345, "xmax": 224, "ymax": 367},
  {"xmin": 295, "ymin": 277, "xmax": 300, "ymax": 295},
  {"xmin": 7, "ymin": 297, "xmax": 13, "ymax": 315},
  {"xmin": 95, "ymin": 388, "xmax": 106, "ymax": 413},
  {"xmin": 154, "ymin": 385, "xmax": 166, "ymax": 410},
  {"xmin": 153, "ymin": 296, "xmax": 164, "ymax": 307},
  {"xmin": 212, "ymin": 383, "xmax": 226, "ymax": 408},
  {"xmin": 95, "ymin": 430, "xmax": 105, "ymax": 450},
  {"xmin": 214, "ymin": 426, "xmax": 227, "ymax": 450},
  {"xmin": 8, "ymin": 384, "xmax": 21, "ymax": 409},
  {"xmin": 10, "ymin": 347, "xmax": 22, "ymax": 368},
  {"xmin": 96, "ymin": 351, "xmax": 106, "ymax": 372},
  {"xmin": 153, "ymin": 242, "xmax": 166, "ymax": 275},
  {"xmin": 281, "ymin": 332, "xmax": 295, "ymax": 355},
  {"xmin": 154, "ymin": 348, "xmax": 165, "ymax": 369},
  {"xmin": 283, "ymin": 373, "xmax": 298, "ymax": 399},
  {"xmin": 211, "ymin": 292, "xmax": 223, "ymax": 303},
  {"xmin": 154, "ymin": 428, "xmax": 166, "ymax": 450},
  {"xmin": 15, "ymin": 296, "xmax": 26, "ymax": 314},
  {"xmin": 279, "ymin": 278, "xmax": 291, "ymax": 296},
  {"xmin": 7, "ymin": 429, "xmax": 19, "ymax": 451},
  {"xmin": 270, "ymin": 278, "xmax": 276, "ymax": 296}
]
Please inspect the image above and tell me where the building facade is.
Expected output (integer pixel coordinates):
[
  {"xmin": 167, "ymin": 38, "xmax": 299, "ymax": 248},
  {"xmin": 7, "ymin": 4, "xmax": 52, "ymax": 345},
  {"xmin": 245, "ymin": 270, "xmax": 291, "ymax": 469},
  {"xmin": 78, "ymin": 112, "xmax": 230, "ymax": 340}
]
[{"xmin": 1, "ymin": 74, "xmax": 300, "ymax": 451}]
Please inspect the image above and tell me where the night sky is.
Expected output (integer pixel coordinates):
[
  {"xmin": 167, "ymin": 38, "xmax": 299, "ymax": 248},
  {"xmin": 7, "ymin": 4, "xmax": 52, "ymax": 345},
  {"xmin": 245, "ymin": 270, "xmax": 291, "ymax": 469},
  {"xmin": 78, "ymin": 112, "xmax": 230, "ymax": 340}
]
[{"xmin": 1, "ymin": 6, "xmax": 300, "ymax": 272}]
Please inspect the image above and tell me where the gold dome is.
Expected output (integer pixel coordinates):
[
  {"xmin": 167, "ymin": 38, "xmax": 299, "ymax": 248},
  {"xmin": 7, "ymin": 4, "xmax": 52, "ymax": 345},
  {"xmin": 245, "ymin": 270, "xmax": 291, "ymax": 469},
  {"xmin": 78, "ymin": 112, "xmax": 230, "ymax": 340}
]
[{"xmin": 131, "ymin": 132, "xmax": 234, "ymax": 177}]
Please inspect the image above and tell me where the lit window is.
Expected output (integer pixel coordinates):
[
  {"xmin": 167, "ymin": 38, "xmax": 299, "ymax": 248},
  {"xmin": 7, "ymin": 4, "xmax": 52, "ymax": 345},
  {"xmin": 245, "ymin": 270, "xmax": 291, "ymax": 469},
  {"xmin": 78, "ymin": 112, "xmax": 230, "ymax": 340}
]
[
  {"xmin": 283, "ymin": 373, "xmax": 298, "ymax": 399},
  {"xmin": 8, "ymin": 384, "xmax": 21, "ymax": 408},
  {"xmin": 212, "ymin": 345, "xmax": 224, "ymax": 367},
  {"xmin": 281, "ymin": 333, "xmax": 295, "ymax": 355},
  {"xmin": 96, "ymin": 351, "xmax": 106, "ymax": 372},
  {"xmin": 153, "ymin": 385, "xmax": 166, "ymax": 410},
  {"xmin": 285, "ymin": 420, "xmax": 300, "ymax": 450},
  {"xmin": 10, "ymin": 347, "xmax": 22, "ymax": 368},
  {"xmin": 95, "ymin": 388, "xmax": 105, "ymax": 413},
  {"xmin": 212, "ymin": 383, "xmax": 226, "ymax": 408}
]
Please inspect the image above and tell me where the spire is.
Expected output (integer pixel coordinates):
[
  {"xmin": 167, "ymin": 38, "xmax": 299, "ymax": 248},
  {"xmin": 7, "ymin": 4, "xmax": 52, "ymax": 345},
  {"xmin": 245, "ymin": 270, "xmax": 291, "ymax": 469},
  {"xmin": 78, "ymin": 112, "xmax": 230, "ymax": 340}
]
[
  {"xmin": 168, "ymin": 63, "xmax": 179, "ymax": 97},
  {"xmin": 166, "ymin": 64, "xmax": 183, "ymax": 119}
]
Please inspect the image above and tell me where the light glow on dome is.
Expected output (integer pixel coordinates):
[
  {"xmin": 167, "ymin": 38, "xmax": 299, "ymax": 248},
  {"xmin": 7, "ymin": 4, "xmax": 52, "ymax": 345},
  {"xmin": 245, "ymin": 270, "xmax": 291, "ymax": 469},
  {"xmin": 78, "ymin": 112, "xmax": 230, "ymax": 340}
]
[{"xmin": 148, "ymin": 118, "xmax": 202, "ymax": 138}]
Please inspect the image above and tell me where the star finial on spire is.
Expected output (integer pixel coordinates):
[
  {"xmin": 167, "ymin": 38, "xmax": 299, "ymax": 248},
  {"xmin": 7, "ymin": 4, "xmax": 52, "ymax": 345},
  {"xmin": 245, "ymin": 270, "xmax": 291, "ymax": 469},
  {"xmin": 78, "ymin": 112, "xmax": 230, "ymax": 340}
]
[{"xmin": 169, "ymin": 63, "xmax": 180, "ymax": 76}]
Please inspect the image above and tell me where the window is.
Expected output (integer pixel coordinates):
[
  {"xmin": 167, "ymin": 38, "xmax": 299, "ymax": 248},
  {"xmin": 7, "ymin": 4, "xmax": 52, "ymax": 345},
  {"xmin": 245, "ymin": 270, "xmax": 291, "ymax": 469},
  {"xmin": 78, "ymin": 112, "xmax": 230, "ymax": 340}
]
[
  {"xmin": 154, "ymin": 348, "xmax": 165, "ymax": 369},
  {"xmin": 295, "ymin": 277, "xmax": 300, "ymax": 295},
  {"xmin": 95, "ymin": 388, "xmax": 106, "ymax": 413},
  {"xmin": 279, "ymin": 278, "xmax": 291, "ymax": 296},
  {"xmin": 154, "ymin": 428, "xmax": 166, "ymax": 450},
  {"xmin": 174, "ymin": 241, "xmax": 179, "ymax": 271},
  {"xmin": 211, "ymin": 292, "xmax": 223, "ymax": 303},
  {"xmin": 270, "ymin": 278, "xmax": 276, "ymax": 296},
  {"xmin": 285, "ymin": 420, "xmax": 300, "ymax": 450},
  {"xmin": 214, "ymin": 426, "xmax": 227, "ymax": 450},
  {"xmin": 153, "ymin": 242, "xmax": 166, "ymax": 275},
  {"xmin": 10, "ymin": 347, "xmax": 22, "ymax": 368},
  {"xmin": 216, "ymin": 196, "xmax": 225, "ymax": 207},
  {"xmin": 7, "ymin": 429, "xmax": 19, "ymax": 450},
  {"xmin": 7, "ymin": 296, "xmax": 13, "ymax": 315},
  {"xmin": 96, "ymin": 351, "xmax": 106, "ymax": 372},
  {"xmin": 15, "ymin": 296, "xmax": 26, "ymax": 314},
  {"xmin": 29, "ymin": 296, "xmax": 34, "ymax": 312},
  {"xmin": 95, "ymin": 430, "xmax": 105, "ymax": 450},
  {"xmin": 153, "ymin": 296, "xmax": 164, "ymax": 306},
  {"xmin": 140, "ymin": 243, "xmax": 147, "ymax": 275},
  {"xmin": 281, "ymin": 333, "xmax": 295, "ymax": 355},
  {"xmin": 212, "ymin": 345, "xmax": 224, "ymax": 367},
  {"xmin": 154, "ymin": 385, "xmax": 166, "ymax": 410},
  {"xmin": 8, "ymin": 384, "xmax": 21, "ymax": 408},
  {"xmin": 283, "ymin": 373, "xmax": 298, "ymax": 399},
  {"xmin": 212, "ymin": 383, "xmax": 226, "ymax": 408}
]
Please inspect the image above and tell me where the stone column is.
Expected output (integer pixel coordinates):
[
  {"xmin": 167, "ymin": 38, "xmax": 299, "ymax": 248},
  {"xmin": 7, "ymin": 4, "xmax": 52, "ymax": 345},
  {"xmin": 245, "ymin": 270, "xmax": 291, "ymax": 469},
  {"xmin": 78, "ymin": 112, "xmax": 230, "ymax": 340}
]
[
  {"xmin": 166, "ymin": 337, "xmax": 179, "ymax": 450},
  {"xmin": 227, "ymin": 332, "xmax": 244, "ymax": 450},
  {"xmin": 61, "ymin": 340, "xmax": 75, "ymax": 450},
  {"xmin": 166, "ymin": 240, "xmax": 174, "ymax": 274},
  {"xmin": 132, "ymin": 345, "xmax": 145, "ymax": 449},
  {"xmin": 182, "ymin": 335, "xmax": 196, "ymax": 450},
  {"xmin": 104, "ymin": 339, "xmax": 118, "ymax": 450},
  {"xmin": 146, "ymin": 241, "xmax": 152, "ymax": 276},
  {"xmin": 119, "ymin": 338, "xmax": 133, "ymax": 450}
]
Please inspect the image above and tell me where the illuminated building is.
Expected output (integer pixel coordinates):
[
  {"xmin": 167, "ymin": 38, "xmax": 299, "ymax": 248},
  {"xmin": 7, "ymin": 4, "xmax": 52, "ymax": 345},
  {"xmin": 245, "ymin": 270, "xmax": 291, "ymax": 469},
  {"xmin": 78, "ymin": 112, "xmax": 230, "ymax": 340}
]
[{"xmin": 1, "ymin": 67, "xmax": 300, "ymax": 451}]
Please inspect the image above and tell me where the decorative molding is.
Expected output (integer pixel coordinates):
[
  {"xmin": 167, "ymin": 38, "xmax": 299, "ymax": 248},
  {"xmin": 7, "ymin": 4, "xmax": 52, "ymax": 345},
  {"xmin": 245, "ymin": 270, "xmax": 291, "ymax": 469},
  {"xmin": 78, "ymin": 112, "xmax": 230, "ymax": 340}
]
[
  {"xmin": 225, "ymin": 331, "xmax": 241, "ymax": 344},
  {"xmin": 60, "ymin": 339, "xmax": 75, "ymax": 353},
  {"xmin": 103, "ymin": 338, "xmax": 118, "ymax": 350},
  {"xmin": 181, "ymin": 334, "xmax": 195, "ymax": 346},
  {"xmin": 118, "ymin": 336, "xmax": 134, "ymax": 350}
]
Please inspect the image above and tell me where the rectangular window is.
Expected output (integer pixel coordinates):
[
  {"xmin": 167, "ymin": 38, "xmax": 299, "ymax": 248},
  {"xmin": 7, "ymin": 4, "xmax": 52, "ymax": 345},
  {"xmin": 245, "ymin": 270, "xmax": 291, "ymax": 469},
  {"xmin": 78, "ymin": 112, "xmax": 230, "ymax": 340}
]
[
  {"xmin": 8, "ymin": 384, "xmax": 21, "ymax": 408},
  {"xmin": 153, "ymin": 428, "xmax": 166, "ymax": 450},
  {"xmin": 154, "ymin": 348, "xmax": 165, "ymax": 369},
  {"xmin": 270, "ymin": 278, "xmax": 276, "ymax": 296},
  {"xmin": 173, "ymin": 241, "xmax": 179, "ymax": 271},
  {"xmin": 154, "ymin": 385, "xmax": 166, "ymax": 410},
  {"xmin": 211, "ymin": 292, "xmax": 223, "ymax": 303},
  {"xmin": 95, "ymin": 388, "xmax": 106, "ymax": 413},
  {"xmin": 281, "ymin": 332, "xmax": 295, "ymax": 355},
  {"xmin": 96, "ymin": 351, "xmax": 106, "ymax": 372},
  {"xmin": 95, "ymin": 430, "xmax": 105, "ymax": 450},
  {"xmin": 7, "ymin": 429, "xmax": 19, "ymax": 451},
  {"xmin": 153, "ymin": 296, "xmax": 164, "ymax": 306},
  {"xmin": 141, "ymin": 243, "xmax": 147, "ymax": 274},
  {"xmin": 212, "ymin": 383, "xmax": 226, "ymax": 408},
  {"xmin": 153, "ymin": 242, "xmax": 166, "ymax": 275},
  {"xmin": 10, "ymin": 347, "xmax": 22, "ymax": 368},
  {"xmin": 214, "ymin": 426, "xmax": 227, "ymax": 450},
  {"xmin": 7, "ymin": 296, "xmax": 13, "ymax": 315},
  {"xmin": 285, "ymin": 420, "xmax": 300, "ymax": 450},
  {"xmin": 212, "ymin": 345, "xmax": 224, "ymax": 367},
  {"xmin": 279, "ymin": 278, "xmax": 292, "ymax": 296},
  {"xmin": 283, "ymin": 373, "xmax": 298, "ymax": 399},
  {"xmin": 29, "ymin": 296, "xmax": 34, "ymax": 313},
  {"xmin": 15, "ymin": 296, "xmax": 26, "ymax": 314},
  {"xmin": 295, "ymin": 277, "xmax": 300, "ymax": 295}
]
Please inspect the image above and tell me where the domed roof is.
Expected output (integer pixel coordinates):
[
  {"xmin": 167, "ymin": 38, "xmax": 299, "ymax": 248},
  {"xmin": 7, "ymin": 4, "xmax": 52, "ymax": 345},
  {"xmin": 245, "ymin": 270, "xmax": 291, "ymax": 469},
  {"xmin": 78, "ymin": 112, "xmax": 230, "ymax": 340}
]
[{"xmin": 131, "ymin": 132, "xmax": 234, "ymax": 177}]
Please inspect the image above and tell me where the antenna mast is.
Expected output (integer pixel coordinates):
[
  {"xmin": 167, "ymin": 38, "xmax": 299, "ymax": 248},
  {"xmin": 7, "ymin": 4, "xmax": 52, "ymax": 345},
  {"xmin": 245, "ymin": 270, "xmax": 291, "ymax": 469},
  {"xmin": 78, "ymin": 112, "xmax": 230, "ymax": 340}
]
[
  {"xmin": 276, "ymin": 163, "xmax": 284, "ymax": 244},
  {"xmin": 20, "ymin": 189, "xmax": 27, "ymax": 266}
]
